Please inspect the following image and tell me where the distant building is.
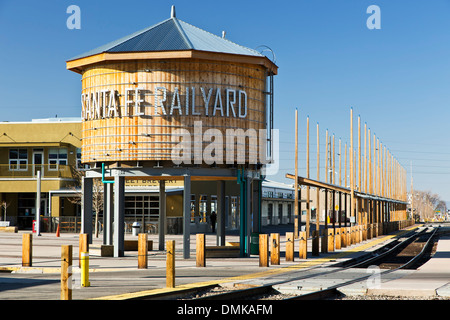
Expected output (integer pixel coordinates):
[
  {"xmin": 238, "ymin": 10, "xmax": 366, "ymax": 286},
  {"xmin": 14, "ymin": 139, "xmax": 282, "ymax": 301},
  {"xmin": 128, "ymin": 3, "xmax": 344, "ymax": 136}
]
[
  {"xmin": 261, "ymin": 180, "xmax": 334, "ymax": 226},
  {"xmin": 0, "ymin": 118, "xmax": 82, "ymax": 229},
  {"xmin": 261, "ymin": 180, "xmax": 295, "ymax": 225}
]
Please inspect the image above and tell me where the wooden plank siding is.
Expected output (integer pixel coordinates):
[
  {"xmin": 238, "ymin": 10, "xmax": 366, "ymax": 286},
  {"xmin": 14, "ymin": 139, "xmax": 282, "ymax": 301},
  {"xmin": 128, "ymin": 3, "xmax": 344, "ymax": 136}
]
[{"xmin": 79, "ymin": 59, "xmax": 268, "ymax": 166}]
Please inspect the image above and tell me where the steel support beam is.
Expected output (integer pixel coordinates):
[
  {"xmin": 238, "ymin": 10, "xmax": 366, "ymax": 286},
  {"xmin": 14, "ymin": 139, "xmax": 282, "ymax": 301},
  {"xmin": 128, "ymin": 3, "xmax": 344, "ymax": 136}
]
[
  {"xmin": 183, "ymin": 175, "xmax": 191, "ymax": 259},
  {"xmin": 103, "ymin": 182, "xmax": 113, "ymax": 245},
  {"xmin": 81, "ymin": 177, "xmax": 93, "ymax": 244},
  {"xmin": 217, "ymin": 180, "xmax": 226, "ymax": 246},
  {"xmin": 113, "ymin": 176, "xmax": 125, "ymax": 257},
  {"xmin": 159, "ymin": 180, "xmax": 166, "ymax": 251}
]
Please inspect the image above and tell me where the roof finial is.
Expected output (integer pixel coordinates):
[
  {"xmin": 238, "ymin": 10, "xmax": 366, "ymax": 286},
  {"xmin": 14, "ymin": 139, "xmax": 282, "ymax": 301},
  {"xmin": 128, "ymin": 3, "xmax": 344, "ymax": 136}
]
[{"xmin": 171, "ymin": 5, "xmax": 176, "ymax": 18}]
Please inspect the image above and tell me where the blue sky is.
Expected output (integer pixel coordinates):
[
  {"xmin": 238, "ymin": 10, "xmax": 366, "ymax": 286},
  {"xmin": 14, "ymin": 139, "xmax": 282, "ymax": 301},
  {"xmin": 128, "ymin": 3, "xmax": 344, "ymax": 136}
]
[{"xmin": 1, "ymin": 0, "xmax": 450, "ymax": 201}]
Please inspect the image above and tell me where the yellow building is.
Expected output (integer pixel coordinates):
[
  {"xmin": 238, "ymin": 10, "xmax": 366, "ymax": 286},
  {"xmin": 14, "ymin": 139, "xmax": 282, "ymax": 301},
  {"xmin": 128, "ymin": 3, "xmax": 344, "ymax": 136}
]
[{"xmin": 0, "ymin": 118, "xmax": 82, "ymax": 230}]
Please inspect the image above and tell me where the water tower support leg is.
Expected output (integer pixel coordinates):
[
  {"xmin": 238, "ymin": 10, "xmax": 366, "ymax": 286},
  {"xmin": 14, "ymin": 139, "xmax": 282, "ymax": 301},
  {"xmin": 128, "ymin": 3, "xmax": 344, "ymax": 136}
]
[
  {"xmin": 113, "ymin": 176, "xmax": 125, "ymax": 257},
  {"xmin": 81, "ymin": 177, "xmax": 93, "ymax": 244},
  {"xmin": 183, "ymin": 175, "xmax": 191, "ymax": 259}
]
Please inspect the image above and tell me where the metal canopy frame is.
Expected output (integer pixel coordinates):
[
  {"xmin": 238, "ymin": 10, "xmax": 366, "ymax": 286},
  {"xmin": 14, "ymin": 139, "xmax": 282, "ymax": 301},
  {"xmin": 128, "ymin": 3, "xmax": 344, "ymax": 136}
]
[
  {"xmin": 286, "ymin": 173, "xmax": 408, "ymax": 205},
  {"xmin": 82, "ymin": 165, "xmax": 261, "ymax": 258}
]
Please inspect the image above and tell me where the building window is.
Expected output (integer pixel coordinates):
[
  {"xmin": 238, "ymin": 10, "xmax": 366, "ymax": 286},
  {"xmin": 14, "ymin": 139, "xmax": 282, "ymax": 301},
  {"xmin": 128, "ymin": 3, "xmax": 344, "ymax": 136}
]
[
  {"xmin": 231, "ymin": 196, "xmax": 239, "ymax": 229},
  {"xmin": 125, "ymin": 195, "xmax": 159, "ymax": 221},
  {"xmin": 48, "ymin": 148, "xmax": 68, "ymax": 170},
  {"xmin": 199, "ymin": 195, "xmax": 208, "ymax": 223},
  {"xmin": 76, "ymin": 148, "xmax": 90, "ymax": 169},
  {"xmin": 190, "ymin": 195, "xmax": 196, "ymax": 223},
  {"xmin": 76, "ymin": 148, "xmax": 82, "ymax": 168},
  {"xmin": 210, "ymin": 195, "xmax": 217, "ymax": 215},
  {"xmin": 9, "ymin": 149, "xmax": 28, "ymax": 171}
]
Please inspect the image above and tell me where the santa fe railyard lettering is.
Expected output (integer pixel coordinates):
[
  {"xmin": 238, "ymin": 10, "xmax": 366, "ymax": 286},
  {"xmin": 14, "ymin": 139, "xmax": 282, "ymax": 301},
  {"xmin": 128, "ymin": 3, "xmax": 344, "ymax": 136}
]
[
  {"xmin": 81, "ymin": 86, "xmax": 248, "ymax": 120},
  {"xmin": 177, "ymin": 304, "xmax": 272, "ymax": 317}
]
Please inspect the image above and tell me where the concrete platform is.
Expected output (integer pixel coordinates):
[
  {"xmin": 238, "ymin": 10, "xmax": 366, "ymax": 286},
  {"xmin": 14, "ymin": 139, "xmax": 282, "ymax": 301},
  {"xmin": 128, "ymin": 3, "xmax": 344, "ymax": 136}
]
[
  {"xmin": 340, "ymin": 234, "xmax": 450, "ymax": 298},
  {"xmin": 0, "ymin": 225, "xmax": 427, "ymax": 300}
]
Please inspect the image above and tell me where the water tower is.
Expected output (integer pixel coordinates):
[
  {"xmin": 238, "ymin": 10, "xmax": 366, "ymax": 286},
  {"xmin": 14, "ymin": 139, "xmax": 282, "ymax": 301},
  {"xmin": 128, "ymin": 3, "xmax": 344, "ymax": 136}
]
[{"xmin": 67, "ymin": 6, "xmax": 277, "ymax": 257}]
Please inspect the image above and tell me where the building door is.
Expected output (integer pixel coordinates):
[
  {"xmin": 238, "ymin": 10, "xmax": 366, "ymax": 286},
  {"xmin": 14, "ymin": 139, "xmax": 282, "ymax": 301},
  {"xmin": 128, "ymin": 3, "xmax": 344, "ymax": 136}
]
[{"xmin": 33, "ymin": 151, "xmax": 44, "ymax": 177}]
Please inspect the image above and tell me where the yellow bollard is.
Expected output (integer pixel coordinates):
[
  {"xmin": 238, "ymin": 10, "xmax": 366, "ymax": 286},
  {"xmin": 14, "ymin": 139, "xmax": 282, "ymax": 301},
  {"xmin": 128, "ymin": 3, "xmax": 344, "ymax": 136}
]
[
  {"xmin": 61, "ymin": 245, "xmax": 72, "ymax": 300},
  {"xmin": 22, "ymin": 233, "xmax": 32, "ymax": 267},
  {"xmin": 166, "ymin": 240, "xmax": 175, "ymax": 288},
  {"xmin": 80, "ymin": 251, "xmax": 90, "ymax": 287}
]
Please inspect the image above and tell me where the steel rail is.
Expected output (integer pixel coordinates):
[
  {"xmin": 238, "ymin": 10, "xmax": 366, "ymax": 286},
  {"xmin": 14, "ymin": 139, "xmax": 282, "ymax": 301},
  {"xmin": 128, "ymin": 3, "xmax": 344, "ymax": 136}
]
[
  {"xmin": 189, "ymin": 227, "xmax": 434, "ymax": 301},
  {"xmin": 128, "ymin": 227, "xmax": 431, "ymax": 301},
  {"xmin": 286, "ymin": 227, "xmax": 438, "ymax": 300},
  {"xmin": 190, "ymin": 227, "xmax": 430, "ymax": 301},
  {"xmin": 348, "ymin": 227, "xmax": 428, "ymax": 269}
]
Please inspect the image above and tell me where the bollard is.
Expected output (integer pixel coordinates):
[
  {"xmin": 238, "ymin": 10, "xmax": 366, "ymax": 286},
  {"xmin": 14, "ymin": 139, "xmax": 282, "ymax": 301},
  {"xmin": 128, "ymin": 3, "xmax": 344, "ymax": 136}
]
[
  {"xmin": 61, "ymin": 245, "xmax": 72, "ymax": 300},
  {"xmin": 328, "ymin": 229, "xmax": 334, "ymax": 252},
  {"xmin": 298, "ymin": 231, "xmax": 307, "ymax": 259},
  {"xmin": 81, "ymin": 252, "xmax": 90, "ymax": 287},
  {"xmin": 285, "ymin": 232, "xmax": 294, "ymax": 262},
  {"xmin": 351, "ymin": 227, "xmax": 355, "ymax": 245},
  {"xmin": 335, "ymin": 228, "xmax": 341, "ymax": 250},
  {"xmin": 166, "ymin": 240, "xmax": 175, "ymax": 288},
  {"xmin": 340, "ymin": 227, "xmax": 346, "ymax": 248},
  {"xmin": 347, "ymin": 227, "xmax": 351, "ymax": 246},
  {"xmin": 312, "ymin": 230, "xmax": 319, "ymax": 256},
  {"xmin": 138, "ymin": 233, "xmax": 148, "ymax": 269},
  {"xmin": 321, "ymin": 229, "xmax": 328, "ymax": 254},
  {"xmin": 270, "ymin": 233, "xmax": 280, "ymax": 265},
  {"xmin": 79, "ymin": 233, "xmax": 88, "ymax": 268},
  {"xmin": 196, "ymin": 233, "xmax": 205, "ymax": 267},
  {"xmin": 22, "ymin": 233, "xmax": 32, "ymax": 267},
  {"xmin": 259, "ymin": 234, "xmax": 269, "ymax": 267}
]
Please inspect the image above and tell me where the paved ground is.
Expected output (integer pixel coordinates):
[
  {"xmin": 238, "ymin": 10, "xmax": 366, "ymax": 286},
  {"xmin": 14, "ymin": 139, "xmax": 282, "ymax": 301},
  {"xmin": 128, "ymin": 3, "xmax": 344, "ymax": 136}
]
[
  {"xmin": 0, "ymin": 224, "xmax": 448, "ymax": 302},
  {"xmin": 363, "ymin": 234, "xmax": 450, "ymax": 297}
]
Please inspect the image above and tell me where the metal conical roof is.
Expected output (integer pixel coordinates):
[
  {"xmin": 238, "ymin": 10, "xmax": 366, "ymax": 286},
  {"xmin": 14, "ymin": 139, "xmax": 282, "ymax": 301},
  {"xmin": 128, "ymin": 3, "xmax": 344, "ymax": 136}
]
[{"xmin": 69, "ymin": 14, "xmax": 264, "ymax": 61}]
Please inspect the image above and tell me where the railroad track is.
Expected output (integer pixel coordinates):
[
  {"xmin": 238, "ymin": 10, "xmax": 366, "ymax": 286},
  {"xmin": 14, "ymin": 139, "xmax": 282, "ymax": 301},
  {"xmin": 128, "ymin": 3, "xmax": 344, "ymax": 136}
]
[
  {"xmin": 182, "ymin": 226, "xmax": 438, "ymax": 301},
  {"xmin": 285, "ymin": 227, "xmax": 438, "ymax": 300},
  {"xmin": 132, "ymin": 226, "xmax": 438, "ymax": 301}
]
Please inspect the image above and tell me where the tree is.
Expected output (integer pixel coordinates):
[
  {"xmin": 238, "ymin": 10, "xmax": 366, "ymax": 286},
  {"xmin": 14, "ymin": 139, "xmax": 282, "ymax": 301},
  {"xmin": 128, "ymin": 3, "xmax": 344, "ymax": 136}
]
[
  {"xmin": 410, "ymin": 189, "xmax": 444, "ymax": 222},
  {"xmin": 67, "ymin": 166, "xmax": 104, "ymax": 238},
  {"xmin": 1, "ymin": 201, "xmax": 10, "ymax": 222}
]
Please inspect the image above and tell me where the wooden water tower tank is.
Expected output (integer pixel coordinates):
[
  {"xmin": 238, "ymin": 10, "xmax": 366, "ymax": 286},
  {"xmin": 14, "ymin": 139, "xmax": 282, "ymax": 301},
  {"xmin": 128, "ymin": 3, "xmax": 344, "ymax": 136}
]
[{"xmin": 66, "ymin": 7, "xmax": 277, "ymax": 169}]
